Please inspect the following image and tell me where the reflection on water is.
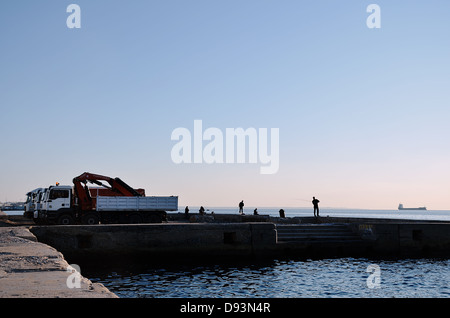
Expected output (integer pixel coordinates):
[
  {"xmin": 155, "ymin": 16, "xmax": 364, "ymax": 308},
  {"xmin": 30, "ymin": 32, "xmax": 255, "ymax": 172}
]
[{"xmin": 85, "ymin": 257, "xmax": 450, "ymax": 298}]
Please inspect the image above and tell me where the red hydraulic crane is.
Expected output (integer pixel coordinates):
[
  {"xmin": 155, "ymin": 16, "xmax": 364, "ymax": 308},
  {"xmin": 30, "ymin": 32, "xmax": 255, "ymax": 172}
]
[{"xmin": 73, "ymin": 172, "xmax": 144, "ymax": 211}]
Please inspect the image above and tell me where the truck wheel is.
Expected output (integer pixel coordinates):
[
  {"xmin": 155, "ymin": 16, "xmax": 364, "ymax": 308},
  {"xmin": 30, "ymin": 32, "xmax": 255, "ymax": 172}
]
[
  {"xmin": 82, "ymin": 213, "xmax": 100, "ymax": 225},
  {"xmin": 57, "ymin": 214, "xmax": 75, "ymax": 225},
  {"xmin": 129, "ymin": 213, "xmax": 143, "ymax": 224},
  {"xmin": 148, "ymin": 213, "xmax": 163, "ymax": 223},
  {"xmin": 33, "ymin": 218, "xmax": 45, "ymax": 225}
]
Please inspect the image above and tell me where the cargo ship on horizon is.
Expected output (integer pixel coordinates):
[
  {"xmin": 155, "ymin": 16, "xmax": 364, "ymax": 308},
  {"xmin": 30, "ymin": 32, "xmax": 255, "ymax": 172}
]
[{"xmin": 398, "ymin": 203, "xmax": 427, "ymax": 211}]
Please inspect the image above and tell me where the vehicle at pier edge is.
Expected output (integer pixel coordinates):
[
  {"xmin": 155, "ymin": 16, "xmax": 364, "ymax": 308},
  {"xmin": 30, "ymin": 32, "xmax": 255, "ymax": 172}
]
[{"xmin": 27, "ymin": 172, "xmax": 177, "ymax": 225}]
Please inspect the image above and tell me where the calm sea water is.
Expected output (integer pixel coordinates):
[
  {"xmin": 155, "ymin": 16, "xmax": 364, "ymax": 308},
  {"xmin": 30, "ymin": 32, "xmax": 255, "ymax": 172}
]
[{"xmin": 85, "ymin": 257, "xmax": 450, "ymax": 298}]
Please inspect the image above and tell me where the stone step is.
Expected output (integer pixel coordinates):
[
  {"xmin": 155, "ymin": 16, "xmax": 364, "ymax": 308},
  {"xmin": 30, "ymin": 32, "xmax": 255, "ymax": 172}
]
[
  {"xmin": 276, "ymin": 224, "xmax": 362, "ymax": 243},
  {"xmin": 277, "ymin": 239, "xmax": 366, "ymax": 245},
  {"xmin": 276, "ymin": 225, "xmax": 350, "ymax": 231},
  {"xmin": 278, "ymin": 233, "xmax": 359, "ymax": 239},
  {"xmin": 277, "ymin": 229, "xmax": 352, "ymax": 235}
]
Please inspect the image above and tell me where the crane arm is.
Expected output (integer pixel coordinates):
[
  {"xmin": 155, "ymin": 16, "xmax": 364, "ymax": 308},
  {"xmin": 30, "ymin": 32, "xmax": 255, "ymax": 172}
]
[{"xmin": 72, "ymin": 172, "xmax": 143, "ymax": 211}]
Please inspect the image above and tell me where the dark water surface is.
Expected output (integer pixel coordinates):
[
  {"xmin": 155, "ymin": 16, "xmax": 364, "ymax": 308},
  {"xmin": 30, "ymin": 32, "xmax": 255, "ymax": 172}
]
[{"xmin": 84, "ymin": 257, "xmax": 450, "ymax": 298}]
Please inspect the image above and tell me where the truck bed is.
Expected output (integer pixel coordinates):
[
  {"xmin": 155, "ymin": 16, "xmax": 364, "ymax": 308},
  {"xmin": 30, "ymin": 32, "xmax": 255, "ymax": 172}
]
[{"xmin": 96, "ymin": 196, "xmax": 178, "ymax": 212}]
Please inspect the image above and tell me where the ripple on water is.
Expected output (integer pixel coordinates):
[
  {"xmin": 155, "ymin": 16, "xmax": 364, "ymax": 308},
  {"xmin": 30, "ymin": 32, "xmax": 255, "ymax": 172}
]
[{"xmin": 85, "ymin": 258, "xmax": 450, "ymax": 298}]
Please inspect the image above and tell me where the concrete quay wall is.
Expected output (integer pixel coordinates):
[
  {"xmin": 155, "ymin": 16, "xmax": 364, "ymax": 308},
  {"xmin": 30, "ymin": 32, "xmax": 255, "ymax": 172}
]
[
  {"xmin": 29, "ymin": 219, "xmax": 450, "ymax": 262},
  {"xmin": 350, "ymin": 221, "xmax": 450, "ymax": 257},
  {"xmin": 30, "ymin": 223, "xmax": 278, "ymax": 261}
]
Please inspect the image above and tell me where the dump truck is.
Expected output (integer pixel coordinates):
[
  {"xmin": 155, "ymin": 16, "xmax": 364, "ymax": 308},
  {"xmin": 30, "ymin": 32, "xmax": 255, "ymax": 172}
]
[
  {"xmin": 34, "ymin": 172, "xmax": 178, "ymax": 225},
  {"xmin": 24, "ymin": 188, "xmax": 45, "ymax": 219}
]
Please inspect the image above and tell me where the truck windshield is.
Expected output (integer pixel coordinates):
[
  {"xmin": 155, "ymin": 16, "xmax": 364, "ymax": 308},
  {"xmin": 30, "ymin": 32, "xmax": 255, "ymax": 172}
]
[{"xmin": 50, "ymin": 189, "xmax": 69, "ymax": 200}]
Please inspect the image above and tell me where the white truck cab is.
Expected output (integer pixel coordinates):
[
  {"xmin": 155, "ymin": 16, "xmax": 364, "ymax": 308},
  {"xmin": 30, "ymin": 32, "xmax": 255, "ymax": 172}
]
[
  {"xmin": 32, "ymin": 188, "xmax": 48, "ymax": 221},
  {"xmin": 38, "ymin": 185, "xmax": 74, "ymax": 224},
  {"xmin": 24, "ymin": 188, "xmax": 44, "ymax": 218},
  {"xmin": 42, "ymin": 185, "xmax": 72, "ymax": 211},
  {"xmin": 24, "ymin": 188, "xmax": 45, "ymax": 218}
]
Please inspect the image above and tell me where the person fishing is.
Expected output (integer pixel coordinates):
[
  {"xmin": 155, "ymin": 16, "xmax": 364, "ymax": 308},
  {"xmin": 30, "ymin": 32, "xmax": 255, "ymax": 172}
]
[
  {"xmin": 239, "ymin": 200, "xmax": 244, "ymax": 215},
  {"xmin": 312, "ymin": 197, "xmax": 320, "ymax": 217}
]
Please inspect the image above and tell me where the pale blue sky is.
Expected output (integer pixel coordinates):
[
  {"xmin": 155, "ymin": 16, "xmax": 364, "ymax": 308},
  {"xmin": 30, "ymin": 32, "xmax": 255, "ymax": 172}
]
[{"xmin": 1, "ymin": 1, "xmax": 449, "ymax": 209}]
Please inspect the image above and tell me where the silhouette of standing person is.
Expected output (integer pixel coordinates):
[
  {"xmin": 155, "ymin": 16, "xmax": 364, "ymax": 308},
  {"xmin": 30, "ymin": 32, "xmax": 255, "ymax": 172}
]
[
  {"xmin": 239, "ymin": 200, "xmax": 244, "ymax": 215},
  {"xmin": 185, "ymin": 206, "xmax": 189, "ymax": 219},
  {"xmin": 312, "ymin": 197, "xmax": 320, "ymax": 217}
]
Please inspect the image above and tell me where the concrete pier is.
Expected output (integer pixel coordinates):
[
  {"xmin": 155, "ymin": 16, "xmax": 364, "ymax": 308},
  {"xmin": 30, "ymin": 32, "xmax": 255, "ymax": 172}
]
[
  {"xmin": 29, "ymin": 223, "xmax": 277, "ymax": 262},
  {"xmin": 28, "ymin": 217, "xmax": 450, "ymax": 262},
  {"xmin": 0, "ymin": 227, "xmax": 117, "ymax": 298},
  {"xmin": 349, "ymin": 221, "xmax": 450, "ymax": 257}
]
